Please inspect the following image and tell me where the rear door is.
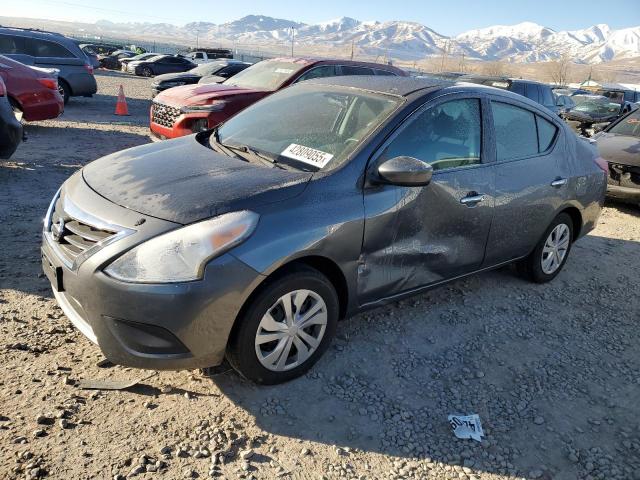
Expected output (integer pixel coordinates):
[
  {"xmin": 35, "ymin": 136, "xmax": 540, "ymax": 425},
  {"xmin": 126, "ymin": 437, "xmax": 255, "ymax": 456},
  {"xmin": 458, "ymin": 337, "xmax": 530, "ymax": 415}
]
[
  {"xmin": 25, "ymin": 37, "xmax": 84, "ymax": 69},
  {"xmin": 359, "ymin": 94, "xmax": 495, "ymax": 304},
  {"xmin": 483, "ymin": 99, "xmax": 568, "ymax": 265}
]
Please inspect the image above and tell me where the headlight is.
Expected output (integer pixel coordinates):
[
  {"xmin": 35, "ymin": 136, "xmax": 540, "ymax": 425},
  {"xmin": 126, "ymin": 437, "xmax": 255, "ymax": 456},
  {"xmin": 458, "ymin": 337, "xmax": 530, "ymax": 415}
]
[
  {"xmin": 181, "ymin": 101, "xmax": 227, "ymax": 114},
  {"xmin": 104, "ymin": 211, "xmax": 259, "ymax": 283}
]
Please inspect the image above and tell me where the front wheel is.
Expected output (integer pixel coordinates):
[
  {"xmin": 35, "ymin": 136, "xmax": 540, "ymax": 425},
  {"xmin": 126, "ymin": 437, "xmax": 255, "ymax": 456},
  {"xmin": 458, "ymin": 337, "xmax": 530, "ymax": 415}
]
[
  {"xmin": 58, "ymin": 79, "xmax": 70, "ymax": 104},
  {"xmin": 517, "ymin": 213, "xmax": 573, "ymax": 283},
  {"xmin": 141, "ymin": 67, "xmax": 153, "ymax": 77},
  {"xmin": 226, "ymin": 266, "xmax": 338, "ymax": 384}
]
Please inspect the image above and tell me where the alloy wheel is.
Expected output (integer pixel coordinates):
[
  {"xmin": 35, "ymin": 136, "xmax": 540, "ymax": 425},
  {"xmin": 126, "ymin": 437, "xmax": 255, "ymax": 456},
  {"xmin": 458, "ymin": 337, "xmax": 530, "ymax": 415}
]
[
  {"xmin": 541, "ymin": 223, "xmax": 570, "ymax": 274},
  {"xmin": 254, "ymin": 289, "xmax": 327, "ymax": 372}
]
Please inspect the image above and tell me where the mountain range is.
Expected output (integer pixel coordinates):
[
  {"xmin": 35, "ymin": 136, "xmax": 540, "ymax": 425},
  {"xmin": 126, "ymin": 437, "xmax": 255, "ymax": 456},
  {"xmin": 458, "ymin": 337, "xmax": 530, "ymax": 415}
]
[{"xmin": 24, "ymin": 15, "xmax": 640, "ymax": 64}]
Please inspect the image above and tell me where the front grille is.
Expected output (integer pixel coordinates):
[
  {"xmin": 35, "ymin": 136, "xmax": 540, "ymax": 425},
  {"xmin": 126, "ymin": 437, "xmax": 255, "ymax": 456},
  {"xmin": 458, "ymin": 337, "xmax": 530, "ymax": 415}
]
[
  {"xmin": 608, "ymin": 163, "xmax": 640, "ymax": 188},
  {"xmin": 152, "ymin": 101, "xmax": 181, "ymax": 128},
  {"xmin": 49, "ymin": 197, "xmax": 116, "ymax": 264}
]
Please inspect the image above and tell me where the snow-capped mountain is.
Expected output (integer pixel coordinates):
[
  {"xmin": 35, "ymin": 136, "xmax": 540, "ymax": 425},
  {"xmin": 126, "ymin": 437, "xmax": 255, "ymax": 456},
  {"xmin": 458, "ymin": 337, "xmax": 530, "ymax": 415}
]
[{"xmin": 32, "ymin": 14, "xmax": 640, "ymax": 64}]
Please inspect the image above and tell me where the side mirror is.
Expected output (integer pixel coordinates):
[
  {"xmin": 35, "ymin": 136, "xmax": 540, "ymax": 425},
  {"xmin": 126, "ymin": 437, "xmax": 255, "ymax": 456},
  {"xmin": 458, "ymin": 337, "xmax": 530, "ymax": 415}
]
[
  {"xmin": 217, "ymin": 71, "xmax": 230, "ymax": 78},
  {"xmin": 376, "ymin": 156, "xmax": 433, "ymax": 186}
]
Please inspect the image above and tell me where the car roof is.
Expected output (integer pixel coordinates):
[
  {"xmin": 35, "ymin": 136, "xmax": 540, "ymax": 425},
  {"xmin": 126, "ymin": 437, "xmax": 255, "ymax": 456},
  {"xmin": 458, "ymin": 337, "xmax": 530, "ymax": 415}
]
[
  {"xmin": 460, "ymin": 74, "xmax": 548, "ymax": 86},
  {"xmin": 265, "ymin": 56, "xmax": 403, "ymax": 72},
  {"xmin": 302, "ymin": 76, "xmax": 451, "ymax": 97}
]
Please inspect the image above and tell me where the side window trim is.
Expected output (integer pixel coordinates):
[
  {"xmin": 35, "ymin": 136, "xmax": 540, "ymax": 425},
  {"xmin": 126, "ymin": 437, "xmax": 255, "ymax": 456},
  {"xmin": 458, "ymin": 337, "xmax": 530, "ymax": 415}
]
[
  {"xmin": 489, "ymin": 98, "xmax": 561, "ymax": 164},
  {"xmin": 292, "ymin": 65, "xmax": 335, "ymax": 84},
  {"xmin": 367, "ymin": 92, "xmax": 490, "ymax": 179}
]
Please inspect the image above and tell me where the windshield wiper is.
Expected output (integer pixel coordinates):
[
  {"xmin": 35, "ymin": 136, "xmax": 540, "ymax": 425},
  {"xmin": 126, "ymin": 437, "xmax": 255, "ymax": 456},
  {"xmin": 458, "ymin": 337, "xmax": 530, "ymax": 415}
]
[
  {"xmin": 224, "ymin": 143, "xmax": 287, "ymax": 170},
  {"xmin": 210, "ymin": 130, "xmax": 248, "ymax": 161}
]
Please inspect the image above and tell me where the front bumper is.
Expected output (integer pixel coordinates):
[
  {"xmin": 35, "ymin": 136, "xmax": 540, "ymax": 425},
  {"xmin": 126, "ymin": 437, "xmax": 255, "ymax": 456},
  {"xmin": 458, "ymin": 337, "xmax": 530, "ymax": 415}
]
[{"xmin": 41, "ymin": 173, "xmax": 264, "ymax": 370}]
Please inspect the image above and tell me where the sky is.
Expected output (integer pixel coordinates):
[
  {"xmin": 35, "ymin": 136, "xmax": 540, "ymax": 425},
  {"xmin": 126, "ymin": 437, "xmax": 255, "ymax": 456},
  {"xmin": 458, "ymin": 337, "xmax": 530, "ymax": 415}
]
[{"xmin": 2, "ymin": 0, "xmax": 639, "ymax": 36}]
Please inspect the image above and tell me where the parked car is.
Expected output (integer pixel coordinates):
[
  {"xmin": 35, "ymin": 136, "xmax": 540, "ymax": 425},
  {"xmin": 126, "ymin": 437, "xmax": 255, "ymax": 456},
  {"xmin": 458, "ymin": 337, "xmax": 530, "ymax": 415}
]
[
  {"xmin": 151, "ymin": 60, "xmax": 250, "ymax": 97},
  {"xmin": 120, "ymin": 52, "xmax": 160, "ymax": 72},
  {"xmin": 127, "ymin": 55, "xmax": 196, "ymax": 77},
  {"xmin": 150, "ymin": 57, "xmax": 407, "ymax": 140},
  {"xmin": 0, "ymin": 55, "xmax": 64, "ymax": 121},
  {"xmin": 43, "ymin": 77, "xmax": 606, "ymax": 384},
  {"xmin": 555, "ymin": 94, "xmax": 576, "ymax": 115},
  {"xmin": 460, "ymin": 75, "xmax": 558, "ymax": 114},
  {"xmin": 563, "ymin": 94, "xmax": 630, "ymax": 136},
  {"xmin": 0, "ymin": 76, "xmax": 22, "ymax": 159},
  {"xmin": 182, "ymin": 49, "xmax": 233, "ymax": 63},
  {"xmin": 0, "ymin": 27, "xmax": 97, "ymax": 103},
  {"xmin": 593, "ymin": 108, "xmax": 640, "ymax": 205},
  {"xmin": 98, "ymin": 50, "xmax": 136, "ymax": 70}
]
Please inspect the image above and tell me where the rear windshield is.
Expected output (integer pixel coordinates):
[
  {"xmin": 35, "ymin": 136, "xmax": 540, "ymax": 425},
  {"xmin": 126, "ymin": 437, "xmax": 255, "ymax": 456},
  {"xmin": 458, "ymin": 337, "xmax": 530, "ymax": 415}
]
[
  {"xmin": 223, "ymin": 60, "xmax": 308, "ymax": 90},
  {"xmin": 572, "ymin": 95, "xmax": 621, "ymax": 115},
  {"xmin": 609, "ymin": 110, "xmax": 640, "ymax": 137}
]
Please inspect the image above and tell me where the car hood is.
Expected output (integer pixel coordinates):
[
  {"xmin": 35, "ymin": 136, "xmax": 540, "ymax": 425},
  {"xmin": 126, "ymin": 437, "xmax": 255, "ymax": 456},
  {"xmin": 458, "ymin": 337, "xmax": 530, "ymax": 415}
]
[
  {"xmin": 81, "ymin": 133, "xmax": 312, "ymax": 224},
  {"xmin": 594, "ymin": 132, "xmax": 640, "ymax": 167},
  {"xmin": 155, "ymin": 83, "xmax": 269, "ymax": 107},
  {"xmin": 154, "ymin": 72, "xmax": 200, "ymax": 84}
]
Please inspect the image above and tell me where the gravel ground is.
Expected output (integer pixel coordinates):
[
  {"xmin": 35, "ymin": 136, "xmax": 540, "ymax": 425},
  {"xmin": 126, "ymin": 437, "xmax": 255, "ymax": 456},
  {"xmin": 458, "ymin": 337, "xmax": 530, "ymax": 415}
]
[{"xmin": 1, "ymin": 71, "xmax": 640, "ymax": 480}]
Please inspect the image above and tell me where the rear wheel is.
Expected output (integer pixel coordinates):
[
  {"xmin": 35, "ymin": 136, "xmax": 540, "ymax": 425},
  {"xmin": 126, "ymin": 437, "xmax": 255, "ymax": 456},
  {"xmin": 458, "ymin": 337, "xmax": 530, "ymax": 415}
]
[
  {"xmin": 518, "ymin": 213, "xmax": 573, "ymax": 283},
  {"xmin": 226, "ymin": 266, "xmax": 338, "ymax": 384},
  {"xmin": 58, "ymin": 79, "xmax": 70, "ymax": 104}
]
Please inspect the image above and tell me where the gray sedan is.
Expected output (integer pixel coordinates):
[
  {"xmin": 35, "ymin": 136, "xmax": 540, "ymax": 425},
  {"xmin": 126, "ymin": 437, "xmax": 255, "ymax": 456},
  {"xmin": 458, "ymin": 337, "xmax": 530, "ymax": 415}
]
[{"xmin": 41, "ymin": 77, "xmax": 606, "ymax": 384}]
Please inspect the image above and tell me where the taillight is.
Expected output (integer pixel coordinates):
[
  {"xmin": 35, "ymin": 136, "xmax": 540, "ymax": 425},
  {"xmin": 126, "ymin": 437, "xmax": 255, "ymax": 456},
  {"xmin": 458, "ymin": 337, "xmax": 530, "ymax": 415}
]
[
  {"xmin": 0, "ymin": 80, "xmax": 5, "ymax": 96},
  {"xmin": 594, "ymin": 156, "xmax": 609, "ymax": 174},
  {"xmin": 84, "ymin": 64, "xmax": 94, "ymax": 75},
  {"xmin": 37, "ymin": 78, "xmax": 58, "ymax": 90}
]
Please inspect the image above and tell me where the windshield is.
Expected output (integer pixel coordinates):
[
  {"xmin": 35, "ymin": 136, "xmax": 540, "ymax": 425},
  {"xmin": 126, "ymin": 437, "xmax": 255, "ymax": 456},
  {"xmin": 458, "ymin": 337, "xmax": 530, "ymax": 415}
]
[
  {"xmin": 215, "ymin": 85, "xmax": 402, "ymax": 171},
  {"xmin": 223, "ymin": 60, "xmax": 308, "ymax": 91},
  {"xmin": 572, "ymin": 95, "xmax": 621, "ymax": 116},
  {"xmin": 609, "ymin": 110, "xmax": 640, "ymax": 137},
  {"xmin": 190, "ymin": 62, "xmax": 226, "ymax": 75}
]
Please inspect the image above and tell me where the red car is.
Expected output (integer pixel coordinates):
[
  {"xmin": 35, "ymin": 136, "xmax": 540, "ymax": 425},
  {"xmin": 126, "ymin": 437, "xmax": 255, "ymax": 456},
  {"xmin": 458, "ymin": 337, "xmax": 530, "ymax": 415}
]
[
  {"xmin": 150, "ymin": 57, "xmax": 407, "ymax": 140},
  {"xmin": 0, "ymin": 55, "xmax": 64, "ymax": 121}
]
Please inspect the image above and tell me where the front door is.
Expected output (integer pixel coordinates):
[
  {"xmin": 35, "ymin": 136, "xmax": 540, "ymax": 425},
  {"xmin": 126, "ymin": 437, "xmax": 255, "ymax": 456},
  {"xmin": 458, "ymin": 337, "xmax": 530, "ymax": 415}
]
[{"xmin": 358, "ymin": 95, "xmax": 495, "ymax": 305}]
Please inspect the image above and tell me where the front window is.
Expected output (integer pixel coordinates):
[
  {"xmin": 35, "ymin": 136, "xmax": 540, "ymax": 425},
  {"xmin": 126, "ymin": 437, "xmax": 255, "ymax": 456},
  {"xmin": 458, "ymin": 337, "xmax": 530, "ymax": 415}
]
[
  {"xmin": 215, "ymin": 85, "xmax": 401, "ymax": 171},
  {"xmin": 608, "ymin": 110, "xmax": 640, "ymax": 137},
  {"xmin": 223, "ymin": 60, "xmax": 309, "ymax": 91},
  {"xmin": 190, "ymin": 62, "xmax": 226, "ymax": 75}
]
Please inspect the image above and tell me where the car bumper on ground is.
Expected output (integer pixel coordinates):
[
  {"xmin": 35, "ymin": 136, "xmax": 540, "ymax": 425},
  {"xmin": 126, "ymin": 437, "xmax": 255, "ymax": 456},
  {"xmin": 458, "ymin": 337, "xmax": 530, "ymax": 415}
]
[
  {"xmin": 41, "ymin": 173, "xmax": 264, "ymax": 370},
  {"xmin": 606, "ymin": 184, "xmax": 640, "ymax": 203}
]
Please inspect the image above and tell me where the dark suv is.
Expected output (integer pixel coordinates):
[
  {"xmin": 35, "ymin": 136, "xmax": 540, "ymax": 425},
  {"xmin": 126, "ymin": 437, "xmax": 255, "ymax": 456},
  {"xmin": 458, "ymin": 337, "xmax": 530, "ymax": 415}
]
[
  {"xmin": 0, "ymin": 26, "xmax": 97, "ymax": 103},
  {"xmin": 460, "ymin": 75, "xmax": 558, "ymax": 114}
]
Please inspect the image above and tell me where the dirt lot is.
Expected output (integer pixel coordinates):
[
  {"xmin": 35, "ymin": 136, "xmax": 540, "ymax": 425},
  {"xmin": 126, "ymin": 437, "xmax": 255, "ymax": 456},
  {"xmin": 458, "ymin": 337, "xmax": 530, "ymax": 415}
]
[{"xmin": 1, "ymin": 71, "xmax": 639, "ymax": 480}]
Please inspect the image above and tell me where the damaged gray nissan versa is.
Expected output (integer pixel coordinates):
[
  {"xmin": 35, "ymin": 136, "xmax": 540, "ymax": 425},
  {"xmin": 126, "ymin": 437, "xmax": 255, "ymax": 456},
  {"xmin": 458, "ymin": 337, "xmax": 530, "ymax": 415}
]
[{"xmin": 42, "ymin": 77, "xmax": 607, "ymax": 384}]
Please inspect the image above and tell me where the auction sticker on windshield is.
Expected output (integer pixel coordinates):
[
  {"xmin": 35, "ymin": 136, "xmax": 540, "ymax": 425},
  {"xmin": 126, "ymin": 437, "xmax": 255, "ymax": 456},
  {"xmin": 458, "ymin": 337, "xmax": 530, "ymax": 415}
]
[{"xmin": 281, "ymin": 144, "xmax": 333, "ymax": 168}]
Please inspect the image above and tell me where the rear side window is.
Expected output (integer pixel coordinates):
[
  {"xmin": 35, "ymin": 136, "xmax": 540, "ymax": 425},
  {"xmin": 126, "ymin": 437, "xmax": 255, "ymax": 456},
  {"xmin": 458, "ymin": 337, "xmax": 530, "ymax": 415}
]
[
  {"xmin": 341, "ymin": 65, "xmax": 375, "ymax": 76},
  {"xmin": 0, "ymin": 34, "xmax": 27, "ymax": 54},
  {"xmin": 536, "ymin": 116, "xmax": 558, "ymax": 151},
  {"xmin": 375, "ymin": 69, "xmax": 396, "ymax": 76},
  {"xmin": 492, "ymin": 102, "xmax": 538, "ymax": 161},
  {"xmin": 524, "ymin": 84, "xmax": 541, "ymax": 103},
  {"xmin": 194, "ymin": 53, "xmax": 204, "ymax": 59},
  {"xmin": 510, "ymin": 82, "xmax": 525, "ymax": 96},
  {"xmin": 27, "ymin": 38, "xmax": 74, "ymax": 58}
]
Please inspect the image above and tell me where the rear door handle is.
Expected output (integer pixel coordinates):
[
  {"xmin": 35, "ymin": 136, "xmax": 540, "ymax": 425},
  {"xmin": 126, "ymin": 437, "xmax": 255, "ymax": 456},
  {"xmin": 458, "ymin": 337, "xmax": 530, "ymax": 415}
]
[
  {"xmin": 460, "ymin": 194, "xmax": 485, "ymax": 206},
  {"xmin": 551, "ymin": 178, "xmax": 567, "ymax": 187}
]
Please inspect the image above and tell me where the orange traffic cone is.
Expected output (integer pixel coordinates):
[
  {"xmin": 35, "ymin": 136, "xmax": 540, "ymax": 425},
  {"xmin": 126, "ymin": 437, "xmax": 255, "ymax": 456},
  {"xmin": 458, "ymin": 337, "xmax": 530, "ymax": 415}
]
[{"xmin": 115, "ymin": 85, "xmax": 129, "ymax": 116}]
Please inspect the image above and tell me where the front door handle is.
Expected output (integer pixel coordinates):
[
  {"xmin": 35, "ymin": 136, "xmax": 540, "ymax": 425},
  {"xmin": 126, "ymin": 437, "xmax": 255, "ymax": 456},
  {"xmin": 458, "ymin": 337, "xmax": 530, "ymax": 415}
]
[
  {"xmin": 460, "ymin": 194, "xmax": 485, "ymax": 206},
  {"xmin": 551, "ymin": 178, "xmax": 567, "ymax": 187}
]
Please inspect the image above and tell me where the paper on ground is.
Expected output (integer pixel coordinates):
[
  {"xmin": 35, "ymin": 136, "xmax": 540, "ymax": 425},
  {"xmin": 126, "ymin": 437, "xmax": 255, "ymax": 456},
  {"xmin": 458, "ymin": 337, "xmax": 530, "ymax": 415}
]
[{"xmin": 448, "ymin": 413, "xmax": 484, "ymax": 442}]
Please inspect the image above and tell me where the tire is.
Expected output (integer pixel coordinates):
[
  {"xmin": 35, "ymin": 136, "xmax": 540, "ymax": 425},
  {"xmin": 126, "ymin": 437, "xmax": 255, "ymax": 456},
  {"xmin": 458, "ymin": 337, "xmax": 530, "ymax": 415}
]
[
  {"xmin": 226, "ymin": 266, "xmax": 339, "ymax": 385},
  {"xmin": 141, "ymin": 67, "xmax": 153, "ymax": 77},
  {"xmin": 517, "ymin": 213, "xmax": 573, "ymax": 283},
  {"xmin": 58, "ymin": 79, "xmax": 70, "ymax": 104}
]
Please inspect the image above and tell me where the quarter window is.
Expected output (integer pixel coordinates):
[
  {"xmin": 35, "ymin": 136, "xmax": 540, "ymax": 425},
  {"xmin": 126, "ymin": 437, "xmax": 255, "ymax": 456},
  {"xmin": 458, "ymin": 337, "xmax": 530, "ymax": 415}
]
[
  {"xmin": 536, "ymin": 115, "xmax": 558, "ymax": 151},
  {"xmin": 384, "ymin": 98, "xmax": 482, "ymax": 172},
  {"xmin": 0, "ymin": 34, "xmax": 26, "ymax": 54},
  {"xmin": 492, "ymin": 102, "xmax": 538, "ymax": 161}
]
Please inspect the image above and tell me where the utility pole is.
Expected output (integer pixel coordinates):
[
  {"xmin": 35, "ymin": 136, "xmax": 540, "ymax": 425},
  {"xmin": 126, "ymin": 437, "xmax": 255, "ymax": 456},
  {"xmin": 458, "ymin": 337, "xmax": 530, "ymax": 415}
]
[
  {"xmin": 350, "ymin": 40, "xmax": 354, "ymax": 60},
  {"xmin": 290, "ymin": 27, "xmax": 295, "ymax": 57},
  {"xmin": 196, "ymin": 31, "xmax": 199, "ymax": 50},
  {"xmin": 459, "ymin": 52, "xmax": 466, "ymax": 73}
]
